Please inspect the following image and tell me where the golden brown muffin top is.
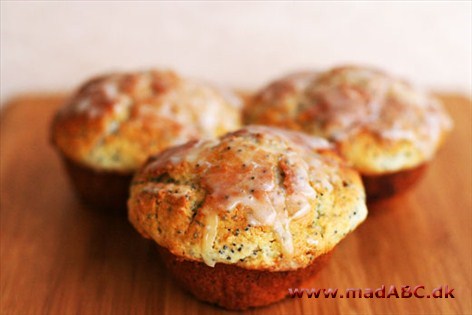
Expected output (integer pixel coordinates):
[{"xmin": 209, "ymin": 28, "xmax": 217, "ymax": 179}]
[
  {"xmin": 245, "ymin": 66, "xmax": 453, "ymax": 174},
  {"xmin": 129, "ymin": 126, "xmax": 367, "ymax": 270},
  {"xmin": 51, "ymin": 70, "xmax": 241, "ymax": 172}
]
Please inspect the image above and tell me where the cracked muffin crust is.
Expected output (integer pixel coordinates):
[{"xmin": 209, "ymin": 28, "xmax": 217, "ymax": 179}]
[
  {"xmin": 51, "ymin": 70, "xmax": 241, "ymax": 209},
  {"xmin": 244, "ymin": 66, "xmax": 453, "ymax": 199},
  {"xmin": 128, "ymin": 126, "xmax": 367, "ymax": 309}
]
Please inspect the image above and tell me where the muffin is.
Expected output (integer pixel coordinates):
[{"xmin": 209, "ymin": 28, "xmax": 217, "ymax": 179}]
[
  {"xmin": 244, "ymin": 66, "xmax": 453, "ymax": 200},
  {"xmin": 51, "ymin": 70, "xmax": 241, "ymax": 210},
  {"xmin": 128, "ymin": 125, "xmax": 367, "ymax": 310}
]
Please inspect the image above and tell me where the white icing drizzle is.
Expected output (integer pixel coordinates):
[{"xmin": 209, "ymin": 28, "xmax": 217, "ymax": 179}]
[
  {"xmin": 68, "ymin": 71, "xmax": 239, "ymax": 149},
  {"xmin": 281, "ymin": 67, "xmax": 452, "ymax": 159},
  {"xmin": 244, "ymin": 125, "xmax": 332, "ymax": 151},
  {"xmin": 76, "ymin": 98, "xmax": 91, "ymax": 113},
  {"xmin": 306, "ymin": 238, "xmax": 319, "ymax": 246},
  {"xmin": 145, "ymin": 126, "xmax": 340, "ymax": 266},
  {"xmin": 285, "ymin": 71, "xmax": 320, "ymax": 92},
  {"xmin": 103, "ymin": 82, "xmax": 119, "ymax": 100},
  {"xmin": 201, "ymin": 212, "xmax": 219, "ymax": 267},
  {"xmin": 71, "ymin": 76, "xmax": 122, "ymax": 118},
  {"xmin": 254, "ymin": 66, "xmax": 452, "ymax": 159}
]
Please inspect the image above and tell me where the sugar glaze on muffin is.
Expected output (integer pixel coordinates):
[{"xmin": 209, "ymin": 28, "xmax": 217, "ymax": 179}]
[
  {"xmin": 52, "ymin": 70, "xmax": 241, "ymax": 173},
  {"xmin": 129, "ymin": 126, "xmax": 367, "ymax": 270},
  {"xmin": 245, "ymin": 66, "xmax": 453, "ymax": 175}
]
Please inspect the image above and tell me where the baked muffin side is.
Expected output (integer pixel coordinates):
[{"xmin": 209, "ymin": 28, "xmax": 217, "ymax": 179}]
[
  {"xmin": 157, "ymin": 245, "xmax": 333, "ymax": 310},
  {"xmin": 128, "ymin": 125, "xmax": 367, "ymax": 271}
]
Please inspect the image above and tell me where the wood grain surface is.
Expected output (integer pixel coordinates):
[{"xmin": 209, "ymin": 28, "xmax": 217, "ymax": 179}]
[{"xmin": 1, "ymin": 94, "xmax": 471, "ymax": 315}]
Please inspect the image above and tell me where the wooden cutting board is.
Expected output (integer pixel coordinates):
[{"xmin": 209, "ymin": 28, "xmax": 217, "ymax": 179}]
[{"xmin": 1, "ymin": 94, "xmax": 471, "ymax": 315}]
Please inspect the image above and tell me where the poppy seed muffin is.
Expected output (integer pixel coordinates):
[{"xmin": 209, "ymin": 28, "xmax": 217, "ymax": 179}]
[
  {"xmin": 51, "ymin": 70, "xmax": 241, "ymax": 209},
  {"xmin": 244, "ymin": 66, "xmax": 453, "ymax": 200},
  {"xmin": 128, "ymin": 125, "xmax": 367, "ymax": 309}
]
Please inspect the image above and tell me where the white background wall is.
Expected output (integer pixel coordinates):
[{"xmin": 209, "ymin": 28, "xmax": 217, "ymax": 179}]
[{"xmin": 1, "ymin": 1, "xmax": 471, "ymax": 106}]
